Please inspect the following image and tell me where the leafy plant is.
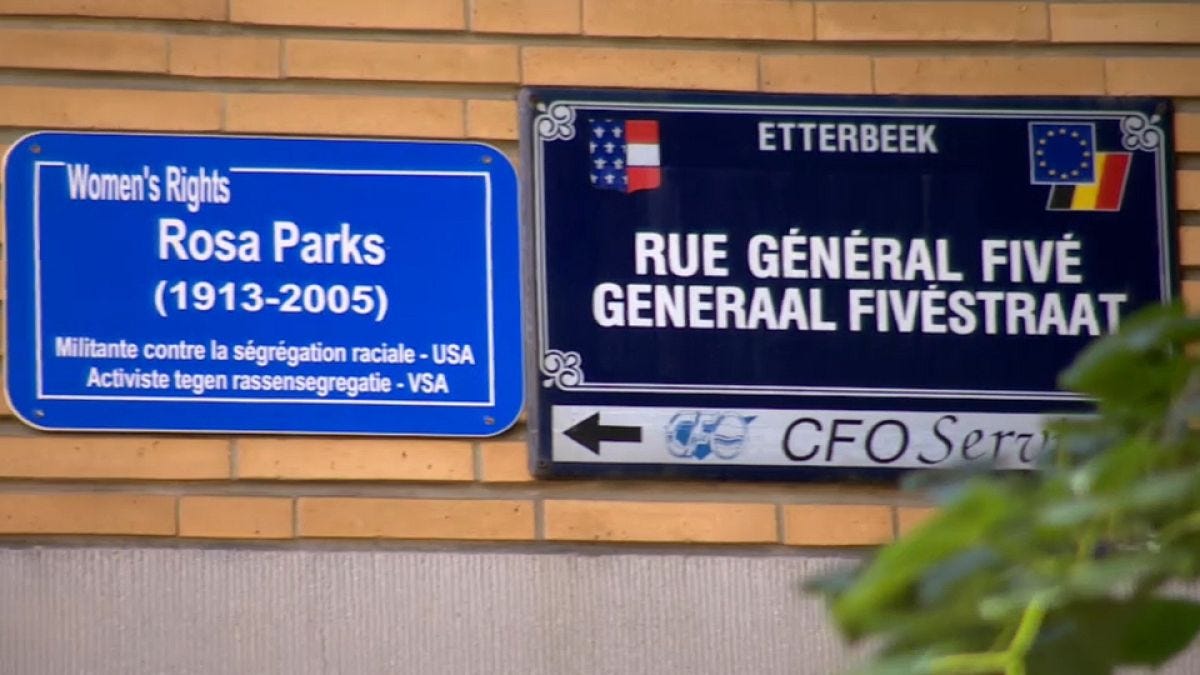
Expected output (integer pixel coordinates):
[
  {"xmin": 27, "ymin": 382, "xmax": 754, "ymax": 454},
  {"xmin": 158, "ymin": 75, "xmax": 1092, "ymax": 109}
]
[{"xmin": 810, "ymin": 304, "xmax": 1200, "ymax": 675}]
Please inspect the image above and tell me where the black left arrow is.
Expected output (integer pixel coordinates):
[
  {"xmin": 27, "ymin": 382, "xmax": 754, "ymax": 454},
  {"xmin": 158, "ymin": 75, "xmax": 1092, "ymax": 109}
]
[{"xmin": 563, "ymin": 413, "xmax": 642, "ymax": 455}]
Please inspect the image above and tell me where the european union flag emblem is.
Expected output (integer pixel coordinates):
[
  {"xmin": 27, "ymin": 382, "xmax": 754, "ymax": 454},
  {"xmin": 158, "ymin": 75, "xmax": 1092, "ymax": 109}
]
[{"xmin": 1029, "ymin": 122, "xmax": 1096, "ymax": 185}]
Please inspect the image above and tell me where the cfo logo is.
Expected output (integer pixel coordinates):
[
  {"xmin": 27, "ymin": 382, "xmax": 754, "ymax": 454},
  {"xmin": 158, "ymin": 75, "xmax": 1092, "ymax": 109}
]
[{"xmin": 666, "ymin": 411, "xmax": 755, "ymax": 460}]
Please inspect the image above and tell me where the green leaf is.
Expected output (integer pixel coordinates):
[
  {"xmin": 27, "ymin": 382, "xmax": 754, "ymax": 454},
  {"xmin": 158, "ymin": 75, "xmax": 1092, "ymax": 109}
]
[
  {"xmin": 917, "ymin": 547, "xmax": 1002, "ymax": 606},
  {"xmin": 1059, "ymin": 304, "xmax": 1199, "ymax": 407},
  {"xmin": 809, "ymin": 302, "xmax": 1200, "ymax": 675},
  {"xmin": 1065, "ymin": 552, "xmax": 1173, "ymax": 598},
  {"xmin": 1089, "ymin": 436, "xmax": 1157, "ymax": 493},
  {"xmin": 1037, "ymin": 498, "xmax": 1107, "ymax": 528},
  {"xmin": 1029, "ymin": 597, "xmax": 1200, "ymax": 672},
  {"xmin": 1116, "ymin": 598, "xmax": 1200, "ymax": 666},
  {"xmin": 1118, "ymin": 305, "xmax": 1200, "ymax": 351},
  {"xmin": 1026, "ymin": 616, "xmax": 1118, "ymax": 675},
  {"xmin": 1119, "ymin": 468, "xmax": 1200, "ymax": 511},
  {"xmin": 831, "ymin": 483, "xmax": 1013, "ymax": 637},
  {"xmin": 1043, "ymin": 422, "xmax": 1117, "ymax": 464}
]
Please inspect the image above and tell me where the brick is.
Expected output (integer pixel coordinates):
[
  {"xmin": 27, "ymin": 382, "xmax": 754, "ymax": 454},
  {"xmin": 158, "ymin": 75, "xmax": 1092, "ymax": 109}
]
[
  {"xmin": 818, "ymin": 1, "xmax": 1045, "ymax": 41},
  {"xmin": 1051, "ymin": 3, "xmax": 1200, "ymax": 44},
  {"xmin": 298, "ymin": 498, "xmax": 534, "ymax": 540},
  {"xmin": 761, "ymin": 55, "xmax": 873, "ymax": 94},
  {"xmin": 472, "ymin": 0, "xmax": 580, "ymax": 34},
  {"xmin": 1178, "ymin": 113, "xmax": 1200, "ymax": 153},
  {"xmin": 0, "ymin": 493, "xmax": 175, "ymax": 535},
  {"xmin": 286, "ymin": 39, "xmax": 518, "ymax": 84},
  {"xmin": 0, "ymin": 85, "xmax": 221, "ymax": 131},
  {"xmin": 0, "ymin": 436, "xmax": 229, "ymax": 480},
  {"xmin": 224, "ymin": 93, "xmax": 463, "ymax": 138},
  {"xmin": 179, "ymin": 496, "xmax": 293, "ymax": 539},
  {"xmin": 544, "ymin": 500, "xmax": 777, "ymax": 543},
  {"xmin": 0, "ymin": 28, "xmax": 166, "ymax": 74},
  {"xmin": 1107, "ymin": 58, "xmax": 1200, "ymax": 96},
  {"xmin": 466, "ymin": 99, "xmax": 517, "ymax": 140},
  {"xmin": 1181, "ymin": 170, "xmax": 1200, "ymax": 212},
  {"xmin": 584, "ymin": 0, "xmax": 812, "ymax": 40},
  {"xmin": 230, "ymin": 0, "xmax": 463, "ymax": 30},
  {"xmin": 874, "ymin": 57, "xmax": 1105, "ymax": 95},
  {"xmin": 170, "ymin": 35, "xmax": 280, "ymax": 79},
  {"xmin": 478, "ymin": 440, "xmax": 533, "ymax": 482},
  {"xmin": 0, "ymin": 0, "xmax": 225, "ymax": 20},
  {"xmin": 897, "ymin": 506, "xmax": 938, "ymax": 536},
  {"xmin": 523, "ymin": 46, "xmax": 757, "ymax": 91},
  {"xmin": 1185, "ymin": 280, "xmax": 1200, "ymax": 314},
  {"xmin": 237, "ymin": 438, "xmax": 473, "ymax": 481},
  {"xmin": 783, "ymin": 504, "xmax": 892, "ymax": 546},
  {"xmin": 1180, "ymin": 227, "xmax": 1200, "ymax": 267}
]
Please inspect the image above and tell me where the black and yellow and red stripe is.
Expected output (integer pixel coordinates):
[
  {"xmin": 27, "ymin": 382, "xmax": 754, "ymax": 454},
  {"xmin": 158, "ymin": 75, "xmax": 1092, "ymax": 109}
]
[{"xmin": 1047, "ymin": 152, "xmax": 1131, "ymax": 211}]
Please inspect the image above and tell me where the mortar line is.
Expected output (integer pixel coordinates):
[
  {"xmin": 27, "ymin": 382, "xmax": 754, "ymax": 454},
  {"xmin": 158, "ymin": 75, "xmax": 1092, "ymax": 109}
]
[{"xmin": 472, "ymin": 440, "xmax": 484, "ymax": 482}]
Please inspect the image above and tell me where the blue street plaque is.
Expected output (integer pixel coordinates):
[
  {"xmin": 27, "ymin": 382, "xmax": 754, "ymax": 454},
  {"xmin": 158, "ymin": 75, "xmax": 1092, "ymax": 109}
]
[
  {"xmin": 4, "ymin": 132, "xmax": 523, "ymax": 435},
  {"xmin": 523, "ymin": 89, "xmax": 1176, "ymax": 480}
]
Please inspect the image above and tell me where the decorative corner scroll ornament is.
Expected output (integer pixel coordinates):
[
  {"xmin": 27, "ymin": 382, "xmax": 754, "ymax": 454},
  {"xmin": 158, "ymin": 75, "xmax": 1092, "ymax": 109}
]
[
  {"xmin": 535, "ymin": 102, "xmax": 576, "ymax": 142},
  {"xmin": 1120, "ymin": 113, "xmax": 1164, "ymax": 152},
  {"xmin": 541, "ymin": 349, "xmax": 583, "ymax": 389}
]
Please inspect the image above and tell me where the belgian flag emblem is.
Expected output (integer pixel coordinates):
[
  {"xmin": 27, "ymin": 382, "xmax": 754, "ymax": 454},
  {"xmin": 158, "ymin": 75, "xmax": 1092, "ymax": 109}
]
[
  {"xmin": 1046, "ymin": 152, "xmax": 1131, "ymax": 211},
  {"xmin": 1029, "ymin": 122, "xmax": 1131, "ymax": 212}
]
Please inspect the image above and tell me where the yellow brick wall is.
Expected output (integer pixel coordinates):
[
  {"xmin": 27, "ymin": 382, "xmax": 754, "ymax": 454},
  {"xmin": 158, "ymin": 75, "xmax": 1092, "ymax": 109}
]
[{"xmin": 0, "ymin": 0, "xmax": 1196, "ymax": 547}]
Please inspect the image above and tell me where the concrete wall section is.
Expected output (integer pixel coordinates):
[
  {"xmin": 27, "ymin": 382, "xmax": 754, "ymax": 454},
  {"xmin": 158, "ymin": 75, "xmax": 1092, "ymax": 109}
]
[
  {"xmin": 0, "ymin": 546, "xmax": 859, "ymax": 675},
  {"xmin": 3, "ymin": 546, "xmax": 1197, "ymax": 674}
]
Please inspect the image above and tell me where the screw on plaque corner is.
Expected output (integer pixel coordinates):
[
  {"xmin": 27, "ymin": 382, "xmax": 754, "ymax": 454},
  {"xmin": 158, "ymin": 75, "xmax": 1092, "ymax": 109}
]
[
  {"xmin": 30, "ymin": 145, "xmax": 41, "ymax": 155},
  {"xmin": 481, "ymin": 155, "xmax": 493, "ymax": 164},
  {"xmin": 34, "ymin": 409, "xmax": 45, "ymax": 417},
  {"xmin": 484, "ymin": 416, "xmax": 495, "ymax": 425}
]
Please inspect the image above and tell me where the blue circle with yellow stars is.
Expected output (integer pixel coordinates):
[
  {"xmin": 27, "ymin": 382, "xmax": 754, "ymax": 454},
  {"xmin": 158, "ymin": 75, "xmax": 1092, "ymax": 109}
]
[{"xmin": 1034, "ymin": 126, "xmax": 1094, "ymax": 183}]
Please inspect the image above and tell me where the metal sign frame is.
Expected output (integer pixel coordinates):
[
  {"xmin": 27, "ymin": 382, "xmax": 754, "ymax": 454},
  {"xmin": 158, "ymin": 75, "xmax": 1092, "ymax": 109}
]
[
  {"xmin": 4, "ymin": 131, "xmax": 524, "ymax": 436},
  {"xmin": 522, "ymin": 88, "xmax": 1176, "ymax": 481}
]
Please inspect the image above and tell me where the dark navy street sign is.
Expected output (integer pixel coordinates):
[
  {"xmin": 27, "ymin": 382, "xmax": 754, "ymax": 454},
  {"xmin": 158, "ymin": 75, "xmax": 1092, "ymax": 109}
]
[
  {"xmin": 522, "ymin": 89, "xmax": 1175, "ymax": 480},
  {"xmin": 4, "ymin": 132, "xmax": 523, "ymax": 435}
]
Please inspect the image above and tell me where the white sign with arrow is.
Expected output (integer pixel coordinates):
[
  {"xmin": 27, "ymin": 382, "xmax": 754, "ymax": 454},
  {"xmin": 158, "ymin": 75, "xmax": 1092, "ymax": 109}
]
[{"xmin": 551, "ymin": 405, "xmax": 1062, "ymax": 469}]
